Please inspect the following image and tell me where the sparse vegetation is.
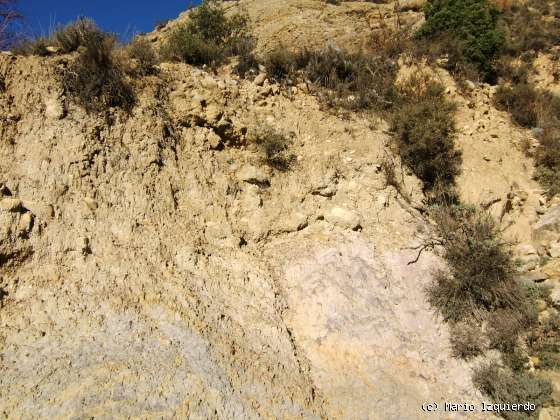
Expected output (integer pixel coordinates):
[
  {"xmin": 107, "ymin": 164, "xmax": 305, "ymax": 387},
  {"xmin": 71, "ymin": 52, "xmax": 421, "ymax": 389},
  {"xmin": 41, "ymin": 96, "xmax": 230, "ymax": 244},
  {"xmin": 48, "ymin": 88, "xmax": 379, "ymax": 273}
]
[
  {"xmin": 528, "ymin": 307, "xmax": 560, "ymax": 370},
  {"xmin": 501, "ymin": 0, "xmax": 560, "ymax": 60},
  {"xmin": 161, "ymin": 0, "xmax": 251, "ymax": 67},
  {"xmin": 254, "ymin": 126, "xmax": 296, "ymax": 171},
  {"xmin": 264, "ymin": 43, "xmax": 399, "ymax": 111},
  {"xmin": 380, "ymin": 155, "xmax": 409, "ymax": 202},
  {"xmin": 262, "ymin": 30, "xmax": 461, "ymax": 196},
  {"xmin": 473, "ymin": 363, "xmax": 552, "ymax": 420},
  {"xmin": 493, "ymin": 77, "xmax": 560, "ymax": 197},
  {"xmin": 61, "ymin": 21, "xmax": 134, "ymax": 113}
]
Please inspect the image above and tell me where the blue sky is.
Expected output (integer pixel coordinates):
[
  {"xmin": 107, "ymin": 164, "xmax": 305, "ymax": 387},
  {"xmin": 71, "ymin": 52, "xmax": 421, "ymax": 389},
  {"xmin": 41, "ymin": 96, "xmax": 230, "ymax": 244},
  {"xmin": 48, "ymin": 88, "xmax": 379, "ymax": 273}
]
[{"xmin": 17, "ymin": 0, "xmax": 201, "ymax": 39}]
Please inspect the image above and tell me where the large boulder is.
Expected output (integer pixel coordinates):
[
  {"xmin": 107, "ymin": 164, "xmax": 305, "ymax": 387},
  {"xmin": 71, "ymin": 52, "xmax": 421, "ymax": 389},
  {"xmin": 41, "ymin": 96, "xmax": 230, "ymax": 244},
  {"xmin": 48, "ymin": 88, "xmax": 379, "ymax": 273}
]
[{"xmin": 533, "ymin": 205, "xmax": 560, "ymax": 241}]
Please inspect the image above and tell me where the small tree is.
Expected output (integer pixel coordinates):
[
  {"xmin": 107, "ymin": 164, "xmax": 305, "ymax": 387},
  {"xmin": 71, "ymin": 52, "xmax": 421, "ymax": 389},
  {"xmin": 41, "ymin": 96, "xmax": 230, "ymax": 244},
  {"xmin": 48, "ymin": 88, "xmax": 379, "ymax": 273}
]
[
  {"xmin": 0, "ymin": 0, "xmax": 22, "ymax": 49},
  {"xmin": 161, "ymin": 0, "xmax": 251, "ymax": 67},
  {"xmin": 417, "ymin": 0, "xmax": 505, "ymax": 82}
]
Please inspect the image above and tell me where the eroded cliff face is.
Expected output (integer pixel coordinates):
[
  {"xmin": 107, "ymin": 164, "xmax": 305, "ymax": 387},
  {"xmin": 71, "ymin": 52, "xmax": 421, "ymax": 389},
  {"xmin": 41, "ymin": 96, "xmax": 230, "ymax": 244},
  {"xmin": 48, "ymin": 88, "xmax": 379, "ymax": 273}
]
[
  {"xmin": 0, "ymin": 48, "xmax": 491, "ymax": 418},
  {"xmin": 1, "ymin": 1, "xmax": 559, "ymax": 418}
]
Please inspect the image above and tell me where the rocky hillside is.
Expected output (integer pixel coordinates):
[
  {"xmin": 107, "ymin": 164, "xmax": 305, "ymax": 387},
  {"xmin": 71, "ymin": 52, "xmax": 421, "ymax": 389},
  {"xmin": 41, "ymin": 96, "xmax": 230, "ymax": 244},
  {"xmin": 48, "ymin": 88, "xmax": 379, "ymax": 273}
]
[{"xmin": 1, "ymin": 0, "xmax": 559, "ymax": 418}]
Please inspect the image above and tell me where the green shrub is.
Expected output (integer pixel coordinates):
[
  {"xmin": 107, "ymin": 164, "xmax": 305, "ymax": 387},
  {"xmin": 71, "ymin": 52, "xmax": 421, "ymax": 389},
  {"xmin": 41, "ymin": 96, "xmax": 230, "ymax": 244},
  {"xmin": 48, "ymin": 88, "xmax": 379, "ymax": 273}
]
[
  {"xmin": 161, "ymin": 0, "xmax": 250, "ymax": 66},
  {"xmin": 426, "ymin": 206, "xmax": 524, "ymax": 322},
  {"xmin": 390, "ymin": 79, "xmax": 460, "ymax": 191},
  {"xmin": 417, "ymin": 0, "xmax": 505, "ymax": 82},
  {"xmin": 473, "ymin": 363, "xmax": 552, "ymax": 420},
  {"xmin": 521, "ymin": 282, "xmax": 552, "ymax": 302},
  {"xmin": 62, "ymin": 27, "xmax": 134, "ymax": 113},
  {"xmin": 255, "ymin": 126, "xmax": 296, "ymax": 171},
  {"xmin": 163, "ymin": 27, "xmax": 222, "ymax": 66}
]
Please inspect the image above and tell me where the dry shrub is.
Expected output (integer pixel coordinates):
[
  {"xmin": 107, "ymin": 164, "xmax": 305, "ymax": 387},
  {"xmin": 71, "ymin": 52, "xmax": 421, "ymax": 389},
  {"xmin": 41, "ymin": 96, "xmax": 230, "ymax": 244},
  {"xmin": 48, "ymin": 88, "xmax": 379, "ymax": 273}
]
[
  {"xmin": 12, "ymin": 37, "xmax": 49, "ymax": 56},
  {"xmin": 62, "ymin": 28, "xmax": 134, "ymax": 113},
  {"xmin": 473, "ymin": 362, "xmax": 552, "ymax": 420},
  {"xmin": 536, "ymin": 129, "xmax": 560, "ymax": 198},
  {"xmin": 494, "ymin": 83, "xmax": 540, "ymax": 128},
  {"xmin": 426, "ymin": 205, "xmax": 524, "ymax": 322},
  {"xmin": 254, "ymin": 126, "xmax": 296, "ymax": 171},
  {"xmin": 380, "ymin": 156, "xmax": 408, "ymax": 201},
  {"xmin": 264, "ymin": 45, "xmax": 398, "ymax": 111},
  {"xmin": 262, "ymin": 46, "xmax": 297, "ymax": 82},
  {"xmin": 370, "ymin": 25, "xmax": 412, "ymax": 59},
  {"xmin": 487, "ymin": 308, "xmax": 536, "ymax": 355},
  {"xmin": 449, "ymin": 321, "xmax": 486, "ymax": 360},
  {"xmin": 52, "ymin": 17, "xmax": 101, "ymax": 53},
  {"xmin": 304, "ymin": 47, "xmax": 397, "ymax": 110},
  {"xmin": 390, "ymin": 77, "xmax": 461, "ymax": 192},
  {"xmin": 528, "ymin": 311, "xmax": 560, "ymax": 370},
  {"xmin": 127, "ymin": 37, "xmax": 157, "ymax": 76},
  {"xmin": 493, "ymin": 0, "xmax": 512, "ymax": 12},
  {"xmin": 262, "ymin": 25, "xmax": 409, "ymax": 111},
  {"xmin": 233, "ymin": 37, "xmax": 259, "ymax": 78}
]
